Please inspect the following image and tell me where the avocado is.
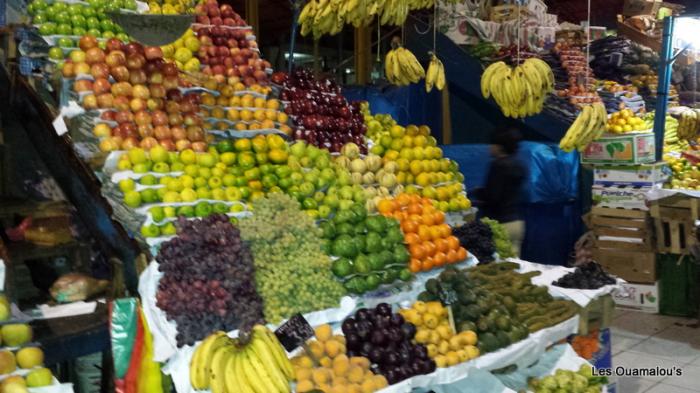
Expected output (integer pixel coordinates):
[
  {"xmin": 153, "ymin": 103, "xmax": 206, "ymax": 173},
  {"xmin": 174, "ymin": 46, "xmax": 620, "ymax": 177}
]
[
  {"xmin": 425, "ymin": 278, "xmax": 440, "ymax": 295},
  {"xmin": 477, "ymin": 317, "xmax": 490, "ymax": 333},
  {"xmin": 417, "ymin": 291, "xmax": 436, "ymax": 302},
  {"xmin": 464, "ymin": 304, "xmax": 482, "ymax": 321},
  {"xmin": 458, "ymin": 321, "xmax": 477, "ymax": 333},
  {"xmin": 457, "ymin": 289, "xmax": 476, "ymax": 305},
  {"xmin": 496, "ymin": 331, "xmax": 511, "ymax": 348},
  {"xmin": 496, "ymin": 316, "xmax": 511, "ymax": 331},
  {"xmin": 479, "ymin": 332, "xmax": 498, "ymax": 353}
]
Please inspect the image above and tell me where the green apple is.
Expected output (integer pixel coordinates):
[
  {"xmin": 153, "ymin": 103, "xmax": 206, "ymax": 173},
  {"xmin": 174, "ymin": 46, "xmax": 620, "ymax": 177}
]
[
  {"xmin": 180, "ymin": 175, "xmax": 194, "ymax": 189},
  {"xmin": 222, "ymin": 174, "xmax": 236, "ymax": 187},
  {"xmin": 339, "ymin": 199, "xmax": 354, "ymax": 210},
  {"xmin": 118, "ymin": 178, "xmax": 135, "ymax": 193},
  {"xmin": 290, "ymin": 141, "xmax": 307, "ymax": 157},
  {"xmin": 171, "ymin": 162, "xmax": 185, "ymax": 172},
  {"xmin": 180, "ymin": 188, "xmax": 197, "ymax": 202},
  {"xmin": 299, "ymin": 182, "xmax": 315, "ymax": 197},
  {"xmin": 160, "ymin": 222, "xmax": 177, "ymax": 236},
  {"xmin": 212, "ymin": 202, "xmax": 228, "ymax": 214},
  {"xmin": 149, "ymin": 206, "xmax": 165, "ymax": 222},
  {"xmin": 313, "ymin": 191, "xmax": 325, "ymax": 203},
  {"xmin": 162, "ymin": 191, "xmax": 181, "ymax": 203},
  {"xmin": 194, "ymin": 202, "xmax": 212, "ymax": 217},
  {"xmin": 152, "ymin": 162, "xmax": 170, "ymax": 173},
  {"xmin": 123, "ymin": 190, "xmax": 141, "ymax": 207},
  {"xmin": 275, "ymin": 165, "xmax": 292, "ymax": 179},
  {"xmin": 140, "ymin": 224, "xmax": 161, "ymax": 238},
  {"xmin": 323, "ymin": 194, "xmax": 340, "ymax": 209},
  {"xmin": 194, "ymin": 177, "xmax": 208, "ymax": 188},
  {"xmin": 167, "ymin": 179, "xmax": 183, "ymax": 192},
  {"xmin": 159, "ymin": 176, "xmax": 172, "ymax": 186},
  {"xmin": 177, "ymin": 205, "xmax": 194, "ymax": 218},
  {"xmin": 150, "ymin": 146, "xmax": 169, "ymax": 163},
  {"xmin": 38, "ymin": 23, "xmax": 56, "ymax": 35},
  {"xmin": 196, "ymin": 187, "xmax": 211, "ymax": 200},
  {"xmin": 163, "ymin": 206, "xmax": 176, "ymax": 218},
  {"xmin": 339, "ymin": 186, "xmax": 354, "ymax": 201},
  {"xmin": 180, "ymin": 149, "xmax": 197, "ymax": 164},
  {"xmin": 318, "ymin": 205, "xmax": 332, "ymax": 218},
  {"xmin": 197, "ymin": 153, "xmax": 216, "ymax": 168},
  {"xmin": 229, "ymin": 203, "xmax": 245, "ymax": 213},
  {"xmin": 132, "ymin": 163, "xmax": 149, "ymax": 174},
  {"xmin": 220, "ymin": 152, "xmax": 236, "ymax": 165},
  {"xmin": 57, "ymin": 23, "xmax": 73, "ymax": 35},
  {"xmin": 156, "ymin": 188, "xmax": 168, "ymax": 200},
  {"xmin": 208, "ymin": 177, "xmax": 222, "ymax": 188},
  {"xmin": 225, "ymin": 187, "xmax": 242, "ymax": 201},
  {"xmin": 48, "ymin": 46, "xmax": 64, "ymax": 60},
  {"xmin": 140, "ymin": 188, "xmax": 158, "ymax": 203},
  {"xmin": 211, "ymin": 188, "xmax": 225, "ymax": 200},
  {"xmin": 184, "ymin": 164, "xmax": 199, "ymax": 177}
]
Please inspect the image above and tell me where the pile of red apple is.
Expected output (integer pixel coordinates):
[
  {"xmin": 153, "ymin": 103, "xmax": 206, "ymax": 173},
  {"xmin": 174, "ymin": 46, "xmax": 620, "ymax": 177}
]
[
  {"xmin": 193, "ymin": 0, "xmax": 270, "ymax": 84},
  {"xmin": 278, "ymin": 68, "xmax": 366, "ymax": 153},
  {"xmin": 69, "ymin": 35, "xmax": 208, "ymax": 152}
]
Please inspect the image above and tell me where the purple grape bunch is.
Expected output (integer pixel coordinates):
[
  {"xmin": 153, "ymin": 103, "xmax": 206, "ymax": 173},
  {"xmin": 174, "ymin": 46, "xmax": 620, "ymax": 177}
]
[
  {"xmin": 155, "ymin": 214, "xmax": 264, "ymax": 347},
  {"xmin": 342, "ymin": 303, "xmax": 435, "ymax": 385}
]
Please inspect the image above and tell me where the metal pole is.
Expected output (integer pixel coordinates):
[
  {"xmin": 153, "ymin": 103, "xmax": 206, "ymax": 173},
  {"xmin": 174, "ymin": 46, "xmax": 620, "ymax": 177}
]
[
  {"xmin": 288, "ymin": 1, "xmax": 301, "ymax": 74},
  {"xmin": 654, "ymin": 16, "xmax": 675, "ymax": 161}
]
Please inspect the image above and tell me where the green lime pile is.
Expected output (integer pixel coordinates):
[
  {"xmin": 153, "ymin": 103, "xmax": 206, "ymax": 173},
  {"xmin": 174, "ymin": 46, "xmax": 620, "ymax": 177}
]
[
  {"xmin": 239, "ymin": 193, "xmax": 346, "ymax": 323},
  {"xmin": 320, "ymin": 204, "xmax": 412, "ymax": 295},
  {"xmin": 29, "ymin": 0, "xmax": 134, "ymax": 40}
]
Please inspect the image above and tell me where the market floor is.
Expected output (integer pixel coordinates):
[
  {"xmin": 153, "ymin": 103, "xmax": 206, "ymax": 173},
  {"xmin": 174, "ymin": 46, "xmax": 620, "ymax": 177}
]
[{"xmin": 612, "ymin": 308, "xmax": 700, "ymax": 393}]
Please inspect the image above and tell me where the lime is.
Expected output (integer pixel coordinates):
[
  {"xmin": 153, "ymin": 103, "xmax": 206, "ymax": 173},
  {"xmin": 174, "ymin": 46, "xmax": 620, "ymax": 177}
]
[
  {"xmin": 102, "ymin": 30, "xmax": 115, "ymax": 39},
  {"xmin": 71, "ymin": 14, "xmax": 86, "ymax": 28},
  {"xmin": 88, "ymin": 28, "xmax": 101, "ymax": 38},
  {"xmin": 353, "ymin": 255, "xmax": 371, "ymax": 274},
  {"xmin": 33, "ymin": 14, "xmax": 47, "ymax": 24},
  {"xmin": 123, "ymin": 190, "xmax": 141, "ymax": 207},
  {"xmin": 140, "ymin": 188, "xmax": 158, "ymax": 203},
  {"xmin": 149, "ymin": 206, "xmax": 165, "ymax": 222},
  {"xmin": 177, "ymin": 205, "xmax": 195, "ymax": 218},
  {"xmin": 86, "ymin": 16, "xmax": 100, "ymax": 29},
  {"xmin": 55, "ymin": 11, "xmax": 70, "ymax": 24},
  {"xmin": 212, "ymin": 202, "xmax": 228, "ymax": 214},
  {"xmin": 331, "ymin": 258, "xmax": 353, "ymax": 278},
  {"xmin": 194, "ymin": 202, "xmax": 212, "ymax": 217},
  {"xmin": 160, "ymin": 222, "xmax": 177, "ymax": 236},
  {"xmin": 399, "ymin": 268, "xmax": 413, "ymax": 281},
  {"xmin": 57, "ymin": 37, "xmax": 73, "ymax": 47},
  {"xmin": 140, "ymin": 224, "xmax": 160, "ymax": 238},
  {"xmin": 365, "ymin": 274, "xmax": 381, "ymax": 291},
  {"xmin": 72, "ymin": 27, "xmax": 86, "ymax": 36}
]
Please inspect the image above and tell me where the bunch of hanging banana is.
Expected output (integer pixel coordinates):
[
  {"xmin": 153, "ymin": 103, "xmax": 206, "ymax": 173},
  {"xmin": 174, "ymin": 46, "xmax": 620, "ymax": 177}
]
[
  {"xmin": 480, "ymin": 58, "xmax": 555, "ymax": 118},
  {"xmin": 559, "ymin": 102, "xmax": 608, "ymax": 152},
  {"xmin": 385, "ymin": 45, "xmax": 425, "ymax": 86},
  {"xmin": 299, "ymin": 0, "xmax": 439, "ymax": 39},
  {"xmin": 190, "ymin": 326, "xmax": 294, "ymax": 393},
  {"xmin": 425, "ymin": 53, "xmax": 446, "ymax": 92},
  {"xmin": 678, "ymin": 109, "xmax": 699, "ymax": 141}
]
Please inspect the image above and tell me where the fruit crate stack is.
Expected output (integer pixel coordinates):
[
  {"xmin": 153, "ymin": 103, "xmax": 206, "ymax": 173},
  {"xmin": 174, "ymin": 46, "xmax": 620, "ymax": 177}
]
[{"xmin": 588, "ymin": 162, "xmax": 669, "ymax": 296}]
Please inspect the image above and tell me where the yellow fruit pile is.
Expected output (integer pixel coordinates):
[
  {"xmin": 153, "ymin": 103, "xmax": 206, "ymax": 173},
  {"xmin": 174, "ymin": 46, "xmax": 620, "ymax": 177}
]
[
  {"xmin": 400, "ymin": 301, "xmax": 479, "ymax": 368},
  {"xmin": 161, "ymin": 29, "xmax": 201, "ymax": 72},
  {"xmin": 292, "ymin": 324, "xmax": 389, "ymax": 393},
  {"xmin": 147, "ymin": 0, "xmax": 194, "ymax": 14},
  {"xmin": 201, "ymin": 92, "xmax": 292, "ymax": 135},
  {"xmin": 605, "ymin": 109, "xmax": 648, "ymax": 134}
]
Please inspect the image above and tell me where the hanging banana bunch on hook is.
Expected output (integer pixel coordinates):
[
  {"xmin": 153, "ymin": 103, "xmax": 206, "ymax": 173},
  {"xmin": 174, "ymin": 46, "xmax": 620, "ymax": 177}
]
[
  {"xmin": 425, "ymin": 52, "xmax": 445, "ymax": 92},
  {"xmin": 385, "ymin": 37, "xmax": 425, "ymax": 86}
]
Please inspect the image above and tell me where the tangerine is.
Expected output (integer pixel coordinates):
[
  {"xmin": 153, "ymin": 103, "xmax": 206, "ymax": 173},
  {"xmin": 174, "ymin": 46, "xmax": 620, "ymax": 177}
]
[
  {"xmin": 409, "ymin": 244, "xmax": 426, "ymax": 260},
  {"xmin": 433, "ymin": 252, "xmax": 447, "ymax": 267},
  {"xmin": 402, "ymin": 220, "xmax": 419, "ymax": 234},
  {"xmin": 421, "ymin": 257, "xmax": 435, "ymax": 271},
  {"xmin": 433, "ymin": 211, "xmax": 445, "ymax": 224},
  {"xmin": 409, "ymin": 258, "xmax": 422, "ymax": 273},
  {"xmin": 429, "ymin": 226, "xmax": 441, "ymax": 240},
  {"xmin": 404, "ymin": 233, "xmax": 420, "ymax": 245},
  {"xmin": 457, "ymin": 247, "xmax": 467, "ymax": 260},
  {"xmin": 377, "ymin": 199, "xmax": 396, "ymax": 215},
  {"xmin": 423, "ymin": 240, "xmax": 436, "ymax": 256},
  {"xmin": 438, "ymin": 224, "xmax": 452, "ymax": 238},
  {"xmin": 421, "ymin": 214, "xmax": 434, "ymax": 226},
  {"xmin": 446, "ymin": 249, "xmax": 459, "ymax": 263},
  {"xmin": 396, "ymin": 193, "xmax": 411, "ymax": 207},
  {"xmin": 447, "ymin": 236, "xmax": 460, "ymax": 251},
  {"xmin": 435, "ymin": 238, "xmax": 449, "ymax": 253},
  {"xmin": 408, "ymin": 204, "xmax": 423, "ymax": 215},
  {"xmin": 418, "ymin": 226, "xmax": 432, "ymax": 241}
]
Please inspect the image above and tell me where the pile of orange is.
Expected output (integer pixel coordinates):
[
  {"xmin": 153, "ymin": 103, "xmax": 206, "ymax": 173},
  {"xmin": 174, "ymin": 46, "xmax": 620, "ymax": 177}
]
[{"xmin": 377, "ymin": 194, "xmax": 467, "ymax": 273}]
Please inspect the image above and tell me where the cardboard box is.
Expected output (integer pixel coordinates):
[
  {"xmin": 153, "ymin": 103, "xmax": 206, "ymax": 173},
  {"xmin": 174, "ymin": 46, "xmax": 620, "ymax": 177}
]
[
  {"xmin": 623, "ymin": 0, "xmax": 662, "ymax": 17},
  {"xmin": 612, "ymin": 281, "xmax": 659, "ymax": 313},
  {"xmin": 592, "ymin": 162, "xmax": 670, "ymax": 186},
  {"xmin": 594, "ymin": 249, "xmax": 656, "ymax": 283},
  {"xmin": 592, "ymin": 184, "xmax": 651, "ymax": 210},
  {"xmin": 582, "ymin": 132, "xmax": 656, "ymax": 165}
]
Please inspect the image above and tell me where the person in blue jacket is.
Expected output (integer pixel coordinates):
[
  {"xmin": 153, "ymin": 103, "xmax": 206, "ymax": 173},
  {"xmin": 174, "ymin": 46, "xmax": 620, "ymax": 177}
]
[{"xmin": 474, "ymin": 127, "xmax": 527, "ymax": 256}]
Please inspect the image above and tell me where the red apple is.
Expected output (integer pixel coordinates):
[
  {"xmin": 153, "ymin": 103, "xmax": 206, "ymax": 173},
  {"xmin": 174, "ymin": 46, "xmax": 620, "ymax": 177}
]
[
  {"xmin": 163, "ymin": 76, "xmax": 179, "ymax": 90},
  {"xmin": 132, "ymin": 84, "xmax": 150, "ymax": 99},
  {"xmin": 152, "ymin": 110, "xmax": 168, "ymax": 126},
  {"xmin": 115, "ymin": 110, "xmax": 134, "ymax": 124},
  {"xmin": 138, "ymin": 123, "xmax": 154, "ymax": 137},
  {"xmin": 126, "ymin": 54, "xmax": 146, "ymax": 70},
  {"xmin": 85, "ymin": 47, "xmax": 105, "ymax": 65},
  {"xmin": 175, "ymin": 139, "xmax": 192, "ymax": 151},
  {"xmin": 148, "ymin": 72, "xmax": 163, "ymax": 85},
  {"xmin": 110, "ymin": 65, "xmax": 130, "ymax": 82},
  {"xmin": 124, "ymin": 42, "xmax": 144, "ymax": 56},
  {"xmin": 111, "ymin": 81, "xmax": 133, "ymax": 97},
  {"xmin": 186, "ymin": 125, "xmax": 204, "ymax": 141},
  {"xmin": 79, "ymin": 35, "xmax": 99, "ymax": 51},
  {"xmin": 162, "ymin": 63, "xmax": 179, "ymax": 77},
  {"xmin": 130, "ymin": 98, "xmax": 146, "ymax": 111},
  {"xmin": 106, "ymin": 38, "xmax": 123, "ymax": 52},
  {"xmin": 191, "ymin": 141, "xmax": 207, "ymax": 152},
  {"xmin": 93, "ymin": 78, "xmax": 112, "ymax": 95},
  {"xmin": 149, "ymin": 84, "xmax": 166, "ymax": 98},
  {"xmin": 114, "ymin": 96, "xmax": 130, "ymax": 111},
  {"xmin": 97, "ymin": 93, "xmax": 114, "ymax": 108},
  {"xmin": 171, "ymin": 126, "xmax": 187, "ymax": 140},
  {"xmin": 106, "ymin": 50, "xmax": 126, "ymax": 67},
  {"xmin": 159, "ymin": 139, "xmax": 176, "ymax": 151},
  {"xmin": 165, "ymin": 101, "xmax": 180, "ymax": 114},
  {"xmin": 121, "ymin": 137, "xmax": 140, "ymax": 150},
  {"xmin": 168, "ymin": 113, "xmax": 183, "ymax": 126},
  {"xmin": 74, "ymin": 79, "xmax": 94, "ymax": 92},
  {"xmin": 140, "ymin": 136, "xmax": 159, "ymax": 149},
  {"xmin": 144, "ymin": 46, "xmax": 163, "ymax": 61},
  {"xmin": 196, "ymin": 15, "xmax": 210, "ymax": 24},
  {"xmin": 154, "ymin": 125, "xmax": 172, "ymax": 139},
  {"xmin": 82, "ymin": 94, "xmax": 98, "ymax": 109}
]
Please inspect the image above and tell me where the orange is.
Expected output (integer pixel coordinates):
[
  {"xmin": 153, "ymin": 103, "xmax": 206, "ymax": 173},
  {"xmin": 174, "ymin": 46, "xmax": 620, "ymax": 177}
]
[
  {"xmin": 408, "ymin": 194, "xmax": 421, "ymax": 204},
  {"xmin": 447, "ymin": 236, "xmax": 460, "ymax": 251},
  {"xmin": 235, "ymin": 122, "xmax": 248, "ymax": 131},
  {"xmin": 433, "ymin": 252, "xmax": 447, "ymax": 267},
  {"xmin": 433, "ymin": 211, "xmax": 445, "ymax": 225},
  {"xmin": 396, "ymin": 194, "xmax": 411, "ymax": 207},
  {"xmin": 423, "ymin": 240, "xmax": 436, "ymax": 257},
  {"xmin": 409, "ymin": 244, "xmax": 426, "ymax": 260},
  {"xmin": 421, "ymin": 257, "xmax": 435, "ymax": 271},
  {"xmin": 408, "ymin": 204, "xmax": 423, "ymax": 215},
  {"xmin": 404, "ymin": 233, "xmax": 420, "ymax": 245},
  {"xmin": 396, "ymin": 211, "xmax": 409, "ymax": 221},
  {"xmin": 457, "ymin": 247, "xmax": 467, "ymax": 260},
  {"xmin": 418, "ymin": 226, "xmax": 431, "ymax": 242},
  {"xmin": 435, "ymin": 238, "xmax": 449, "ymax": 253},
  {"xmin": 409, "ymin": 214, "xmax": 422, "ymax": 223},
  {"xmin": 429, "ymin": 226, "xmax": 441, "ymax": 240},
  {"xmin": 409, "ymin": 258, "xmax": 422, "ymax": 273},
  {"xmin": 446, "ymin": 249, "xmax": 459, "ymax": 263},
  {"xmin": 438, "ymin": 224, "xmax": 452, "ymax": 238},
  {"xmin": 402, "ymin": 220, "xmax": 419, "ymax": 234},
  {"xmin": 377, "ymin": 199, "xmax": 396, "ymax": 215},
  {"xmin": 421, "ymin": 214, "xmax": 434, "ymax": 226}
]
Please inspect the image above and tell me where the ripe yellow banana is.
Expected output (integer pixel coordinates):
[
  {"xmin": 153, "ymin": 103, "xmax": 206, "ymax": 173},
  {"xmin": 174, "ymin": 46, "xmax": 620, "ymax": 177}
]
[
  {"xmin": 189, "ymin": 331, "xmax": 228, "ymax": 390},
  {"xmin": 386, "ymin": 45, "xmax": 424, "ymax": 86},
  {"xmin": 480, "ymin": 58, "xmax": 554, "ymax": 118},
  {"xmin": 209, "ymin": 344, "xmax": 236, "ymax": 393},
  {"xmin": 425, "ymin": 53, "xmax": 445, "ymax": 92},
  {"xmin": 252, "ymin": 325, "xmax": 294, "ymax": 380},
  {"xmin": 559, "ymin": 103, "xmax": 608, "ymax": 152}
]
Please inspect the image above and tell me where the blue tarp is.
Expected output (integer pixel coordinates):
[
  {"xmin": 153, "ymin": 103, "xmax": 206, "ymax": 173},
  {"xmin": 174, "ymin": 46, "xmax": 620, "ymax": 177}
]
[{"xmin": 441, "ymin": 143, "xmax": 583, "ymax": 266}]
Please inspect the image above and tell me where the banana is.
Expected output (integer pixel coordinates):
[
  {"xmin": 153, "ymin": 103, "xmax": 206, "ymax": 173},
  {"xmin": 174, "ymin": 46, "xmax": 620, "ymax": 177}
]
[
  {"xmin": 190, "ymin": 331, "xmax": 228, "ymax": 390},
  {"xmin": 240, "ymin": 348, "xmax": 280, "ymax": 393},
  {"xmin": 209, "ymin": 344, "xmax": 236, "ymax": 393},
  {"xmin": 425, "ymin": 54, "xmax": 438, "ymax": 92},
  {"xmin": 436, "ymin": 59, "xmax": 445, "ymax": 90},
  {"xmin": 385, "ymin": 46, "xmax": 424, "ymax": 86},
  {"xmin": 560, "ymin": 105, "xmax": 591, "ymax": 152},
  {"xmin": 248, "ymin": 334, "xmax": 291, "ymax": 392},
  {"xmin": 252, "ymin": 325, "xmax": 294, "ymax": 380}
]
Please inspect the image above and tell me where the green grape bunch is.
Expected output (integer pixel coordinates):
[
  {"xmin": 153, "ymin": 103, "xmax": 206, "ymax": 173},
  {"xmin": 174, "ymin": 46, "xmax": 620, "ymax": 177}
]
[{"xmin": 239, "ymin": 193, "xmax": 346, "ymax": 323}]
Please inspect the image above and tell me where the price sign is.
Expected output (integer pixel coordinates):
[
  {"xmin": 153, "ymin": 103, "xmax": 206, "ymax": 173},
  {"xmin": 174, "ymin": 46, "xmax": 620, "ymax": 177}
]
[
  {"xmin": 438, "ymin": 283, "xmax": 458, "ymax": 334},
  {"xmin": 274, "ymin": 313, "xmax": 315, "ymax": 352}
]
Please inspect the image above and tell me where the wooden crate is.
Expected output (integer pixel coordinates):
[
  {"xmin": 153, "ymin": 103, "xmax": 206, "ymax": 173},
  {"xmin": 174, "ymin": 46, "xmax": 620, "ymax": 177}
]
[
  {"xmin": 591, "ymin": 207, "xmax": 653, "ymax": 252},
  {"xmin": 593, "ymin": 249, "xmax": 657, "ymax": 283},
  {"xmin": 649, "ymin": 195, "xmax": 699, "ymax": 254}
]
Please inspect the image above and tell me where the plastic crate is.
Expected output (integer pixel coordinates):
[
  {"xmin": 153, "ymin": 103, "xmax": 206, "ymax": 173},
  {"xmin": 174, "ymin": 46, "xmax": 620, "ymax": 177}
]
[{"xmin": 658, "ymin": 253, "xmax": 699, "ymax": 317}]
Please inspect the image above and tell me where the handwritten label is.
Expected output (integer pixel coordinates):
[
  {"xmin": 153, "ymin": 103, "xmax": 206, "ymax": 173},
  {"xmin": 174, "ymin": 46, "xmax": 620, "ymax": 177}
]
[
  {"xmin": 274, "ymin": 313, "xmax": 314, "ymax": 352},
  {"xmin": 53, "ymin": 115, "xmax": 68, "ymax": 136}
]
